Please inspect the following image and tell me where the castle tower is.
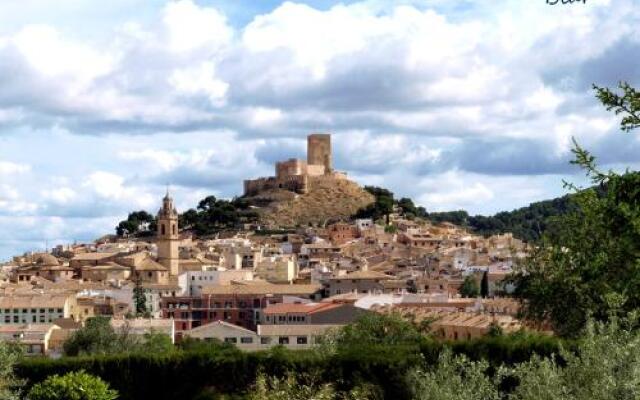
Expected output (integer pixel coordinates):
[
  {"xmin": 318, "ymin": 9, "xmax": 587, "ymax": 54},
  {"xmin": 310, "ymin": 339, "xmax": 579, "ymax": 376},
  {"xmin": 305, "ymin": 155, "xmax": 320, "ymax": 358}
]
[
  {"xmin": 156, "ymin": 189, "xmax": 180, "ymax": 276},
  {"xmin": 307, "ymin": 133, "xmax": 332, "ymax": 173}
]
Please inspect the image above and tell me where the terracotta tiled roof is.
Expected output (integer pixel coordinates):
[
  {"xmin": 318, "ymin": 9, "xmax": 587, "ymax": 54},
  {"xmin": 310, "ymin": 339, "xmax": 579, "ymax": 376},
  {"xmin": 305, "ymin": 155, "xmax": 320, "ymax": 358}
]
[
  {"xmin": 329, "ymin": 270, "xmax": 392, "ymax": 280},
  {"xmin": 263, "ymin": 302, "xmax": 342, "ymax": 315},
  {"xmin": 201, "ymin": 283, "xmax": 323, "ymax": 296},
  {"xmin": 0, "ymin": 294, "xmax": 70, "ymax": 308},
  {"xmin": 135, "ymin": 257, "xmax": 167, "ymax": 271},
  {"xmin": 257, "ymin": 324, "xmax": 343, "ymax": 336},
  {"xmin": 71, "ymin": 252, "xmax": 119, "ymax": 261}
]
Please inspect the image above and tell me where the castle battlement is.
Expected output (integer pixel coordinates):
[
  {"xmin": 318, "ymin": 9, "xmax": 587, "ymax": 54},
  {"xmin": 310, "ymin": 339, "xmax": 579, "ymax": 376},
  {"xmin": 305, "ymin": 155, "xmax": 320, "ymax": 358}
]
[{"xmin": 244, "ymin": 133, "xmax": 345, "ymax": 196}]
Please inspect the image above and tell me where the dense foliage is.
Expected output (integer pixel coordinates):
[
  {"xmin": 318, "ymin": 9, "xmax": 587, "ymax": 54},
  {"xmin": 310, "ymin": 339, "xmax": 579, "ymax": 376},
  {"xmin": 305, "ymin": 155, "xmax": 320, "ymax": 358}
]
[
  {"xmin": 247, "ymin": 372, "xmax": 382, "ymax": 400},
  {"xmin": 27, "ymin": 371, "xmax": 118, "ymax": 400},
  {"xmin": 459, "ymin": 276, "xmax": 479, "ymax": 298},
  {"xmin": 426, "ymin": 195, "xmax": 576, "ymax": 242},
  {"xmin": 63, "ymin": 317, "xmax": 174, "ymax": 356},
  {"xmin": 180, "ymin": 196, "xmax": 259, "ymax": 236},
  {"xmin": 0, "ymin": 341, "xmax": 22, "ymax": 400},
  {"xmin": 116, "ymin": 196, "xmax": 260, "ymax": 237},
  {"xmin": 17, "ymin": 333, "xmax": 561, "ymax": 400},
  {"xmin": 511, "ymin": 82, "xmax": 640, "ymax": 336},
  {"xmin": 410, "ymin": 319, "xmax": 640, "ymax": 400},
  {"xmin": 115, "ymin": 211, "xmax": 156, "ymax": 237},
  {"xmin": 354, "ymin": 187, "xmax": 427, "ymax": 223},
  {"xmin": 132, "ymin": 276, "xmax": 148, "ymax": 317}
]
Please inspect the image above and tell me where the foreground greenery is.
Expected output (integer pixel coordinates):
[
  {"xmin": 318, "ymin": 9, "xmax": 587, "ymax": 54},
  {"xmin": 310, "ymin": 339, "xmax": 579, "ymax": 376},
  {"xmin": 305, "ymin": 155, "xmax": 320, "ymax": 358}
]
[
  {"xmin": 27, "ymin": 371, "xmax": 118, "ymax": 400},
  {"xmin": 18, "ymin": 315, "xmax": 561, "ymax": 400},
  {"xmin": 0, "ymin": 341, "xmax": 23, "ymax": 400},
  {"xmin": 511, "ymin": 82, "xmax": 640, "ymax": 336}
]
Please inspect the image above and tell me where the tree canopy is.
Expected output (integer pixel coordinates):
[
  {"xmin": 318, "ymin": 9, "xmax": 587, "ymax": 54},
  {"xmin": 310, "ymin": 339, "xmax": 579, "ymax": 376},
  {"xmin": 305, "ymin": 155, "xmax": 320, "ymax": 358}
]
[
  {"xmin": 511, "ymin": 82, "xmax": 640, "ymax": 336},
  {"xmin": 115, "ymin": 211, "xmax": 156, "ymax": 237},
  {"xmin": 27, "ymin": 371, "xmax": 118, "ymax": 400},
  {"xmin": 459, "ymin": 276, "xmax": 479, "ymax": 298}
]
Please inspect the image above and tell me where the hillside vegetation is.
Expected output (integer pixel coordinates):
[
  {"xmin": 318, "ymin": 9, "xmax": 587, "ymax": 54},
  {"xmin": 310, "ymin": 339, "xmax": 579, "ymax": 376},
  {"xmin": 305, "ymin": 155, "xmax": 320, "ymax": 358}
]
[
  {"xmin": 427, "ymin": 195, "xmax": 576, "ymax": 242},
  {"xmin": 253, "ymin": 177, "xmax": 375, "ymax": 227}
]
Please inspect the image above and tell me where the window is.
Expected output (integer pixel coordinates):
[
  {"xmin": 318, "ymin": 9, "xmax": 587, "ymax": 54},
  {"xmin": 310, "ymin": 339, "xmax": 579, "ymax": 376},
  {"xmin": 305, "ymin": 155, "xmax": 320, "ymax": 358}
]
[
  {"xmin": 48, "ymin": 308, "xmax": 54, "ymax": 313},
  {"xmin": 4, "ymin": 316, "xmax": 9, "ymax": 323},
  {"xmin": 224, "ymin": 312, "xmax": 230, "ymax": 320},
  {"xmin": 278, "ymin": 336, "xmax": 289, "ymax": 345},
  {"xmin": 224, "ymin": 337, "xmax": 237, "ymax": 343},
  {"xmin": 161, "ymin": 224, "xmax": 166, "ymax": 235},
  {"xmin": 172, "ymin": 224, "xmax": 176, "ymax": 235},
  {"xmin": 296, "ymin": 336, "xmax": 308, "ymax": 345},
  {"xmin": 32, "ymin": 316, "xmax": 36, "ymax": 323},
  {"xmin": 260, "ymin": 337, "xmax": 271, "ymax": 345},
  {"xmin": 13, "ymin": 316, "xmax": 18, "ymax": 323},
  {"xmin": 240, "ymin": 337, "xmax": 253, "ymax": 344}
]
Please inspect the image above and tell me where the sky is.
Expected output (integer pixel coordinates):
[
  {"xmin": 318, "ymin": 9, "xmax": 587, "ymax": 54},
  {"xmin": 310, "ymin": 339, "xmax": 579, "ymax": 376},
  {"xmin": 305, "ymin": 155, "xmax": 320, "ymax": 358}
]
[{"xmin": 1, "ymin": 0, "xmax": 639, "ymax": 260}]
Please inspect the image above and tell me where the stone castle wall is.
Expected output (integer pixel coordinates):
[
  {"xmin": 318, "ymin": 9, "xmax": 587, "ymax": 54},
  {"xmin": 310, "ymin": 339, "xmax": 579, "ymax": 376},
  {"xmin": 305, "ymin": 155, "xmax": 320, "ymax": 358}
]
[
  {"xmin": 244, "ymin": 133, "xmax": 340, "ymax": 196},
  {"xmin": 244, "ymin": 174, "xmax": 308, "ymax": 196}
]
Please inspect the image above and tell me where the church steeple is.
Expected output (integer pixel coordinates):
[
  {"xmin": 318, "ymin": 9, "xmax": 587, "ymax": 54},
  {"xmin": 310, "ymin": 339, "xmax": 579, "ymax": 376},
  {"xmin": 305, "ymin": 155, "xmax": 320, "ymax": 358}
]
[{"xmin": 157, "ymin": 188, "xmax": 179, "ymax": 275}]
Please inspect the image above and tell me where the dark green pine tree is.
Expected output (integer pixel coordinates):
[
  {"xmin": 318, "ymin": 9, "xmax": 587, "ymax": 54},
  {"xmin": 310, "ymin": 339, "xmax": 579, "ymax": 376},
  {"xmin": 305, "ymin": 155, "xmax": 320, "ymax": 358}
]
[
  {"xmin": 480, "ymin": 270, "xmax": 489, "ymax": 298},
  {"xmin": 133, "ymin": 274, "xmax": 147, "ymax": 316}
]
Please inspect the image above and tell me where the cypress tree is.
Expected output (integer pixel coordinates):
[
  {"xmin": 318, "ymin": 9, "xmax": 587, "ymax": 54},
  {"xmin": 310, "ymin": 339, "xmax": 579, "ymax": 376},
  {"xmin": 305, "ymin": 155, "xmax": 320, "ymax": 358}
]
[{"xmin": 480, "ymin": 270, "xmax": 489, "ymax": 298}]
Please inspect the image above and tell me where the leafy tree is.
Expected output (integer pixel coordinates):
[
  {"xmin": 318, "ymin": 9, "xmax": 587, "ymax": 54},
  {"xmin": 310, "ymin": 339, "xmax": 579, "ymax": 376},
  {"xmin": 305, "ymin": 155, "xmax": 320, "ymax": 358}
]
[
  {"xmin": 64, "ymin": 317, "xmax": 120, "ymax": 356},
  {"xmin": 511, "ymin": 83, "xmax": 640, "ymax": 336},
  {"xmin": 27, "ymin": 370, "xmax": 118, "ymax": 400},
  {"xmin": 594, "ymin": 81, "xmax": 640, "ymax": 132},
  {"xmin": 409, "ymin": 319, "xmax": 640, "ymax": 400},
  {"xmin": 248, "ymin": 372, "xmax": 381, "ymax": 400},
  {"xmin": 64, "ymin": 317, "xmax": 175, "ymax": 356},
  {"xmin": 0, "ymin": 341, "xmax": 22, "ymax": 400},
  {"xmin": 115, "ymin": 211, "xmax": 155, "ymax": 237},
  {"xmin": 410, "ymin": 350, "xmax": 499, "ymax": 400},
  {"xmin": 480, "ymin": 271, "xmax": 489, "ymax": 299},
  {"xmin": 427, "ymin": 210, "xmax": 470, "ymax": 227},
  {"xmin": 141, "ymin": 331, "xmax": 175, "ymax": 354},
  {"xmin": 459, "ymin": 276, "xmax": 479, "ymax": 298},
  {"xmin": 329, "ymin": 312, "xmax": 423, "ymax": 348},
  {"xmin": 354, "ymin": 186, "xmax": 395, "ymax": 223}
]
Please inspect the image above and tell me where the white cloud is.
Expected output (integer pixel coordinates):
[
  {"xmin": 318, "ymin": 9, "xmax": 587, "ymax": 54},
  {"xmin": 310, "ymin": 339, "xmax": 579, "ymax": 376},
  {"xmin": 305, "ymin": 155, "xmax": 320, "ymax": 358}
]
[
  {"xmin": 0, "ymin": 161, "xmax": 30, "ymax": 175},
  {"xmin": 169, "ymin": 62, "xmax": 229, "ymax": 106},
  {"xmin": 163, "ymin": 0, "xmax": 232, "ymax": 53},
  {"xmin": 12, "ymin": 24, "xmax": 114, "ymax": 84}
]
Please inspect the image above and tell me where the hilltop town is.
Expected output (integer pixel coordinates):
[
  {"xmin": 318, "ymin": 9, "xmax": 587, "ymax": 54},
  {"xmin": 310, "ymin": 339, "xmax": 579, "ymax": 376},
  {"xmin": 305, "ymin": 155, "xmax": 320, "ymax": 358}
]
[{"xmin": 0, "ymin": 133, "xmax": 532, "ymax": 356}]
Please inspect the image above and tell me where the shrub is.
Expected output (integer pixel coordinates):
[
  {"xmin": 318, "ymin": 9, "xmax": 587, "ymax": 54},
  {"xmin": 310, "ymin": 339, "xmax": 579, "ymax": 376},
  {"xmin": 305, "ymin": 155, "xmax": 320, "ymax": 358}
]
[{"xmin": 27, "ymin": 370, "xmax": 118, "ymax": 400}]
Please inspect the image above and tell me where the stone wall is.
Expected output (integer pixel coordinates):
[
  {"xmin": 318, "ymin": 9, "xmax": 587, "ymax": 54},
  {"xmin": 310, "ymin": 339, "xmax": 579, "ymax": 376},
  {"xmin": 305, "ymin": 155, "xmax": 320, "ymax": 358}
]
[{"xmin": 276, "ymin": 158, "xmax": 306, "ymax": 179}]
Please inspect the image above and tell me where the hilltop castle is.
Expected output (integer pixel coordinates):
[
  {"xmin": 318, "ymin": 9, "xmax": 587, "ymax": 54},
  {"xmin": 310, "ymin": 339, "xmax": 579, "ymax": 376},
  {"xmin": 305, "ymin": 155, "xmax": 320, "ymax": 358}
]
[{"xmin": 244, "ymin": 133, "xmax": 346, "ymax": 196}]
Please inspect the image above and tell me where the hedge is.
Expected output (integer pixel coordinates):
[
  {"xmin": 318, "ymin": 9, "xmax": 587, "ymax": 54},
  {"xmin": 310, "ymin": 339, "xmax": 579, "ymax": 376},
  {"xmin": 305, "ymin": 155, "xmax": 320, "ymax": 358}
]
[{"xmin": 16, "ymin": 335, "xmax": 563, "ymax": 400}]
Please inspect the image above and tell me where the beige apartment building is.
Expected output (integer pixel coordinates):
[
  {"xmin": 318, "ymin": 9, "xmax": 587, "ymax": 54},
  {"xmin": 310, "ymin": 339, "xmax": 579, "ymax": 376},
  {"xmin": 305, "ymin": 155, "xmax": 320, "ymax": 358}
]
[{"xmin": 0, "ymin": 293, "xmax": 78, "ymax": 324}]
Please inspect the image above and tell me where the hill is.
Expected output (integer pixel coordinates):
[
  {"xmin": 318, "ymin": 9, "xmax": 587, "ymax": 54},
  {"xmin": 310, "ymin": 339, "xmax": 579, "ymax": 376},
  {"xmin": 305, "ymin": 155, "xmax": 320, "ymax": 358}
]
[
  {"xmin": 247, "ymin": 176, "xmax": 375, "ymax": 227},
  {"xmin": 427, "ymin": 194, "xmax": 577, "ymax": 242}
]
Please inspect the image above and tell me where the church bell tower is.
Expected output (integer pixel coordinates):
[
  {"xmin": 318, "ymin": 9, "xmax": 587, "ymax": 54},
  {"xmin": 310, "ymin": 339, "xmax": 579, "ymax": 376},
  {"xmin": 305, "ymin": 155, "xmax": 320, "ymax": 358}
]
[{"xmin": 157, "ymin": 189, "xmax": 179, "ymax": 275}]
